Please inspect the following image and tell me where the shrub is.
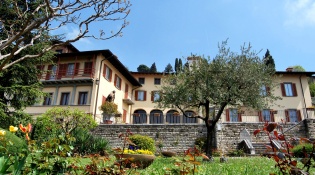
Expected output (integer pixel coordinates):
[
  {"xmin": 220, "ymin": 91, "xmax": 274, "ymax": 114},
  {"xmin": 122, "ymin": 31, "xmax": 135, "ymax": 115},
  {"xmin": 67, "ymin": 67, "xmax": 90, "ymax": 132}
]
[
  {"xmin": 292, "ymin": 143, "xmax": 313, "ymax": 157},
  {"xmin": 129, "ymin": 134, "xmax": 155, "ymax": 153},
  {"xmin": 0, "ymin": 127, "xmax": 27, "ymax": 154},
  {"xmin": 227, "ymin": 149, "xmax": 245, "ymax": 157},
  {"xmin": 195, "ymin": 137, "xmax": 206, "ymax": 151},
  {"xmin": 72, "ymin": 128, "xmax": 109, "ymax": 155},
  {"xmin": 32, "ymin": 107, "xmax": 98, "ymax": 144}
]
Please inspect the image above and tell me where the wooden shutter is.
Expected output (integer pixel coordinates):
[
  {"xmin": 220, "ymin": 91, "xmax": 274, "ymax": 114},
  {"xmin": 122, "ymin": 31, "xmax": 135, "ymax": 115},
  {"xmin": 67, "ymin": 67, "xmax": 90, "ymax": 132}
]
[
  {"xmin": 123, "ymin": 109, "xmax": 127, "ymax": 123},
  {"xmin": 57, "ymin": 64, "xmax": 67, "ymax": 79},
  {"xmin": 124, "ymin": 84, "xmax": 129, "ymax": 99},
  {"xmin": 109, "ymin": 69, "xmax": 112, "ymax": 82},
  {"xmin": 285, "ymin": 110, "xmax": 290, "ymax": 122},
  {"xmin": 84, "ymin": 62, "xmax": 92, "ymax": 74},
  {"xmin": 226, "ymin": 109, "xmax": 230, "ymax": 122},
  {"xmin": 238, "ymin": 113, "xmax": 242, "ymax": 122},
  {"xmin": 270, "ymin": 111, "xmax": 275, "ymax": 122},
  {"xmin": 280, "ymin": 83, "xmax": 286, "ymax": 96},
  {"xmin": 135, "ymin": 91, "xmax": 138, "ymax": 101},
  {"xmin": 151, "ymin": 91, "xmax": 154, "ymax": 101},
  {"xmin": 144, "ymin": 91, "xmax": 147, "ymax": 101},
  {"xmin": 74, "ymin": 63, "xmax": 80, "ymax": 75},
  {"xmin": 266, "ymin": 86, "xmax": 271, "ymax": 96},
  {"xmin": 297, "ymin": 110, "xmax": 302, "ymax": 121},
  {"xmin": 258, "ymin": 111, "xmax": 263, "ymax": 122},
  {"xmin": 46, "ymin": 65, "xmax": 53, "ymax": 80},
  {"xmin": 292, "ymin": 83, "xmax": 297, "ymax": 96}
]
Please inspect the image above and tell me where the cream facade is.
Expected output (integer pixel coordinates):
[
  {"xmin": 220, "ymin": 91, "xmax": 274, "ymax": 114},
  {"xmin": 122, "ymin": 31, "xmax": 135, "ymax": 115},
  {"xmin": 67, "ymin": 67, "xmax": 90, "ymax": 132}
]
[
  {"xmin": 25, "ymin": 46, "xmax": 141, "ymax": 124},
  {"xmin": 25, "ymin": 45, "xmax": 315, "ymax": 125}
]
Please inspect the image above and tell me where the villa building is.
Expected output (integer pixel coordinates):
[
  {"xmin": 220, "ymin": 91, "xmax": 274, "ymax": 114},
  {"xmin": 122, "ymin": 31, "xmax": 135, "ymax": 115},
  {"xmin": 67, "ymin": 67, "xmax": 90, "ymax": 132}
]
[{"xmin": 25, "ymin": 45, "xmax": 315, "ymax": 125}]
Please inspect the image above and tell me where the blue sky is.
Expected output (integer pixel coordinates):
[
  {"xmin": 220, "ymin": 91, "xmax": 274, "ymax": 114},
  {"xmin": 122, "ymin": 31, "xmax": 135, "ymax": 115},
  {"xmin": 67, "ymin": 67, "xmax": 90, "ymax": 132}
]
[{"xmin": 70, "ymin": 0, "xmax": 315, "ymax": 72}]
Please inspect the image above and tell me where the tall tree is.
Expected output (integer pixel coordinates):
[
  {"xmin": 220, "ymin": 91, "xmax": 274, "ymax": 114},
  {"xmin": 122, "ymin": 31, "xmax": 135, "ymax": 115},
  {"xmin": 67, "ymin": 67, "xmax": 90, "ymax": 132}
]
[
  {"xmin": 263, "ymin": 49, "xmax": 276, "ymax": 71},
  {"xmin": 156, "ymin": 41, "xmax": 278, "ymax": 157},
  {"xmin": 0, "ymin": 0, "xmax": 131, "ymax": 71},
  {"xmin": 137, "ymin": 64, "xmax": 150, "ymax": 73},
  {"xmin": 175, "ymin": 58, "xmax": 179, "ymax": 72},
  {"xmin": 178, "ymin": 58, "xmax": 183, "ymax": 72},
  {"xmin": 150, "ymin": 62, "xmax": 157, "ymax": 73},
  {"xmin": 164, "ymin": 63, "xmax": 174, "ymax": 73}
]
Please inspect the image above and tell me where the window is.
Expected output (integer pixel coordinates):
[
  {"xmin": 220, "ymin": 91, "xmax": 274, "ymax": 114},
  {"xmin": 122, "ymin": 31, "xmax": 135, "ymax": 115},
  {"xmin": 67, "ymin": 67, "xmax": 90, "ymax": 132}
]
[
  {"xmin": 84, "ymin": 62, "xmax": 93, "ymax": 74},
  {"xmin": 43, "ymin": 93, "xmax": 53, "ymax": 105},
  {"xmin": 285, "ymin": 109, "xmax": 301, "ymax": 122},
  {"xmin": 154, "ymin": 78, "xmax": 161, "ymax": 85},
  {"xmin": 260, "ymin": 85, "xmax": 270, "ymax": 96},
  {"xmin": 136, "ymin": 90, "xmax": 146, "ymax": 101},
  {"xmin": 114, "ymin": 74, "xmax": 122, "ymax": 89},
  {"xmin": 103, "ymin": 64, "xmax": 112, "ymax": 81},
  {"xmin": 60, "ymin": 92, "xmax": 70, "ymax": 105},
  {"xmin": 151, "ymin": 91, "xmax": 160, "ymax": 102},
  {"xmin": 229, "ymin": 109, "xmax": 238, "ymax": 122},
  {"xmin": 262, "ymin": 109, "xmax": 271, "ymax": 121},
  {"xmin": 281, "ymin": 83, "xmax": 297, "ymax": 97},
  {"xmin": 67, "ymin": 63, "xmax": 75, "ymax": 75},
  {"xmin": 45, "ymin": 65, "xmax": 57, "ymax": 80},
  {"xmin": 139, "ymin": 78, "xmax": 145, "ymax": 84},
  {"xmin": 78, "ymin": 92, "xmax": 88, "ymax": 105}
]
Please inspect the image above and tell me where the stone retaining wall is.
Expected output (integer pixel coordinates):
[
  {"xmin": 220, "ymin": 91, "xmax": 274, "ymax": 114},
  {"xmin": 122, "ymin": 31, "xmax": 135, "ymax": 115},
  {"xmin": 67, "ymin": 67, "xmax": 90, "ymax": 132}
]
[{"xmin": 92, "ymin": 119, "xmax": 313, "ymax": 153}]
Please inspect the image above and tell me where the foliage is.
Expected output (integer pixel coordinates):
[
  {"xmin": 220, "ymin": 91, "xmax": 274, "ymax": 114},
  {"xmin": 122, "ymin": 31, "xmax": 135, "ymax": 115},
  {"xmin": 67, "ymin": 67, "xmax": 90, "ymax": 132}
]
[
  {"xmin": 137, "ymin": 64, "xmax": 150, "ymax": 72},
  {"xmin": 165, "ymin": 147, "xmax": 209, "ymax": 175},
  {"xmin": 157, "ymin": 40, "xmax": 278, "ymax": 157},
  {"xmin": 292, "ymin": 65, "xmax": 306, "ymax": 72},
  {"xmin": 194, "ymin": 137, "xmax": 207, "ymax": 151},
  {"xmin": 129, "ymin": 134, "xmax": 156, "ymax": 153},
  {"xmin": 164, "ymin": 63, "xmax": 174, "ymax": 73},
  {"xmin": 0, "ymin": 0, "xmax": 131, "ymax": 71},
  {"xmin": 150, "ymin": 62, "xmax": 157, "ymax": 73},
  {"xmin": 309, "ymin": 83, "xmax": 315, "ymax": 97},
  {"xmin": 291, "ymin": 143, "xmax": 313, "ymax": 158},
  {"xmin": 0, "ymin": 127, "xmax": 27, "ymax": 155},
  {"xmin": 100, "ymin": 101, "xmax": 119, "ymax": 115},
  {"xmin": 175, "ymin": 58, "xmax": 179, "ymax": 72},
  {"xmin": 72, "ymin": 128, "xmax": 109, "ymax": 156},
  {"xmin": 263, "ymin": 49, "xmax": 276, "ymax": 72},
  {"xmin": 0, "ymin": 111, "xmax": 33, "ymax": 135},
  {"xmin": 39, "ymin": 107, "xmax": 97, "ymax": 135},
  {"xmin": 254, "ymin": 121, "xmax": 315, "ymax": 174},
  {"xmin": 227, "ymin": 149, "xmax": 245, "ymax": 157}
]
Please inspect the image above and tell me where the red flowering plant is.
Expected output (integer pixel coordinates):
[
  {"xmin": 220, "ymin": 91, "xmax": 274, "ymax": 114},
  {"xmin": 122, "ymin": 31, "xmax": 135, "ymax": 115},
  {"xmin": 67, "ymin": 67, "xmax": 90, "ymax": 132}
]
[{"xmin": 254, "ymin": 120, "xmax": 315, "ymax": 174}]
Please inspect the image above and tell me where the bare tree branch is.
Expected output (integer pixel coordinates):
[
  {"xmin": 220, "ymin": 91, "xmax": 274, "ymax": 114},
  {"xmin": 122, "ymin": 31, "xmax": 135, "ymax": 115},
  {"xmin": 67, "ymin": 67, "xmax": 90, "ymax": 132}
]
[{"xmin": 0, "ymin": 0, "xmax": 131, "ymax": 71}]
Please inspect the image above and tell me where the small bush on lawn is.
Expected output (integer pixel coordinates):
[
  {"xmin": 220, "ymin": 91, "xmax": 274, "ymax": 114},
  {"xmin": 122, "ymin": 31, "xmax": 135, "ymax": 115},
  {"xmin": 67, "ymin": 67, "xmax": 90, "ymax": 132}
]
[
  {"xmin": 227, "ymin": 149, "xmax": 245, "ymax": 157},
  {"xmin": 129, "ymin": 134, "xmax": 155, "ymax": 153},
  {"xmin": 195, "ymin": 136, "xmax": 206, "ymax": 151},
  {"xmin": 292, "ymin": 143, "xmax": 313, "ymax": 157}
]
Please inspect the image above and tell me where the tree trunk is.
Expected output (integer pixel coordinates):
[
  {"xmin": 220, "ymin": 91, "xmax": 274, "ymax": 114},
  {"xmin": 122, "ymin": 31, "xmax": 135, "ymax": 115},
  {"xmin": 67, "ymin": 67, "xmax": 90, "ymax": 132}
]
[{"xmin": 205, "ymin": 122, "xmax": 216, "ymax": 158}]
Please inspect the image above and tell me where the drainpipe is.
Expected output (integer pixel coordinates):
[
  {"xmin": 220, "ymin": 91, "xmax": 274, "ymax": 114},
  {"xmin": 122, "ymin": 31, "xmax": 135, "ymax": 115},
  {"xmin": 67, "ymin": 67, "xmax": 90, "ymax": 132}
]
[
  {"xmin": 299, "ymin": 75, "xmax": 308, "ymax": 118},
  {"xmin": 93, "ymin": 54, "xmax": 114, "ymax": 120}
]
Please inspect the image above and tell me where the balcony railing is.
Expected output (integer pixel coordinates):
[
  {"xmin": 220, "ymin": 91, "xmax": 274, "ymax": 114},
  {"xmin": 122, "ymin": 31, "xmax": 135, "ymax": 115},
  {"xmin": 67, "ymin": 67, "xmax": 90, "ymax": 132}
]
[{"xmin": 38, "ymin": 68, "xmax": 95, "ymax": 81}]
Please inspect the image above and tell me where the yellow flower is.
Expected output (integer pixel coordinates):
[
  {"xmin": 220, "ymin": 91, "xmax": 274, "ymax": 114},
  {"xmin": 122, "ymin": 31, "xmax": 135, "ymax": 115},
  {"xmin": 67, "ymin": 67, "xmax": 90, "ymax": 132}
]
[
  {"xmin": 0, "ymin": 130, "xmax": 6, "ymax": 136},
  {"xmin": 9, "ymin": 126, "xmax": 18, "ymax": 132}
]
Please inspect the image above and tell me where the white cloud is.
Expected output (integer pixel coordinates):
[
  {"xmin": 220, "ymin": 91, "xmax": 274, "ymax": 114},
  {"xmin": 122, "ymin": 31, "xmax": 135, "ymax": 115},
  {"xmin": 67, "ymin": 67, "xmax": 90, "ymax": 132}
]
[{"xmin": 284, "ymin": 0, "xmax": 315, "ymax": 27}]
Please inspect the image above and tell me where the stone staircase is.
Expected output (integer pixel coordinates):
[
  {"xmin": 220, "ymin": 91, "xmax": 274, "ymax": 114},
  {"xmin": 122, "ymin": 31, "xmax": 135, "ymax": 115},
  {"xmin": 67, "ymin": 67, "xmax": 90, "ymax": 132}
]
[{"xmin": 251, "ymin": 142, "xmax": 271, "ymax": 155}]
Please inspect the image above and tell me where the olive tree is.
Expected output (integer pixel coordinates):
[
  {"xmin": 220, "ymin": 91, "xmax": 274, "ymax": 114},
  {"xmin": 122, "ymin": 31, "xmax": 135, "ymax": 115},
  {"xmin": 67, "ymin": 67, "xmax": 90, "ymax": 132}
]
[
  {"xmin": 0, "ymin": 0, "xmax": 131, "ymax": 71},
  {"xmin": 156, "ymin": 41, "xmax": 279, "ymax": 157}
]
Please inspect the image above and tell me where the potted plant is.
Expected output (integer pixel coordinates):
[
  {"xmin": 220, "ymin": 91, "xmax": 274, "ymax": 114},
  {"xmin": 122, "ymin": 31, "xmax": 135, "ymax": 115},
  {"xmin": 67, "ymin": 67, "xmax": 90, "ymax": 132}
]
[{"xmin": 100, "ymin": 101, "xmax": 119, "ymax": 124}]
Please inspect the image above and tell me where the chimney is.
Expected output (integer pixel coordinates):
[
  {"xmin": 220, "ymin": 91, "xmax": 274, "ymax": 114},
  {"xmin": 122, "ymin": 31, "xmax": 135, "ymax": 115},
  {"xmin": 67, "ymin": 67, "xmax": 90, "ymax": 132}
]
[{"xmin": 286, "ymin": 67, "xmax": 293, "ymax": 72}]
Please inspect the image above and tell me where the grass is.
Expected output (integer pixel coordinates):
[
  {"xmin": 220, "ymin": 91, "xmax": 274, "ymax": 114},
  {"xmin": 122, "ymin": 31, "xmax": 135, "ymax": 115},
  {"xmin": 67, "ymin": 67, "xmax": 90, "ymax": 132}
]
[{"xmin": 135, "ymin": 156, "xmax": 279, "ymax": 175}]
